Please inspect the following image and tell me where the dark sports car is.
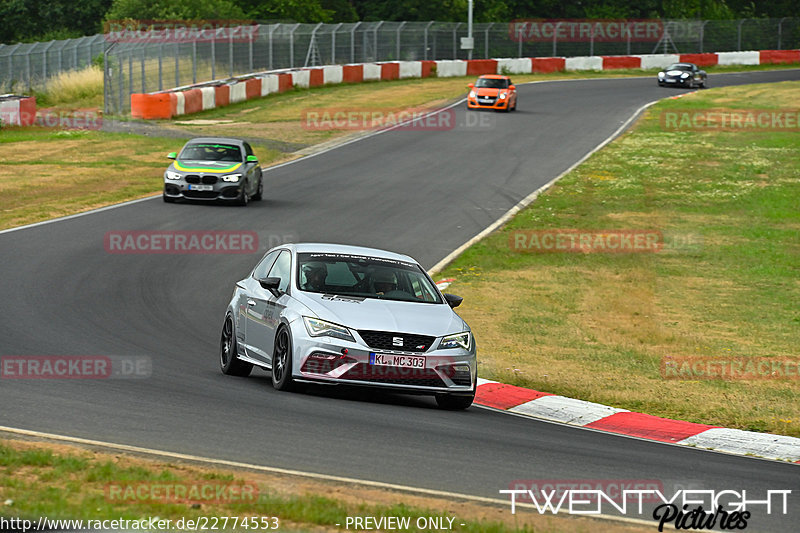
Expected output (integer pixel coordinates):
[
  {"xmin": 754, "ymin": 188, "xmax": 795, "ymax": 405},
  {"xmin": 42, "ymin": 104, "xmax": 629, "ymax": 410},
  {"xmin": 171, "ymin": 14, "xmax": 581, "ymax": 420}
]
[{"xmin": 657, "ymin": 63, "xmax": 707, "ymax": 88}]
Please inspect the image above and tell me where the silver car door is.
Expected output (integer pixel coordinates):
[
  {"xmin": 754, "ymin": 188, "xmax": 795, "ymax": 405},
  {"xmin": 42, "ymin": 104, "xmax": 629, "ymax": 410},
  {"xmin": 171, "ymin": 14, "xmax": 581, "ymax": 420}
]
[
  {"xmin": 249, "ymin": 250, "xmax": 292, "ymax": 365},
  {"xmin": 243, "ymin": 250, "xmax": 279, "ymax": 361}
]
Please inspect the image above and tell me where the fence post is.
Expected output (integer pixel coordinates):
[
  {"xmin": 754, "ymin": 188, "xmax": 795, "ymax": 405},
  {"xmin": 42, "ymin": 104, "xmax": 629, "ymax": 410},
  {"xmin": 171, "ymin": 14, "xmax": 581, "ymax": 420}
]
[
  {"xmin": 518, "ymin": 23, "xmax": 523, "ymax": 57},
  {"xmin": 229, "ymin": 26, "xmax": 234, "ymax": 77},
  {"xmin": 396, "ymin": 21, "xmax": 406, "ymax": 60},
  {"xmin": 351, "ymin": 22, "xmax": 361, "ymax": 63},
  {"xmin": 158, "ymin": 43, "xmax": 163, "ymax": 90},
  {"xmin": 374, "ymin": 21, "xmax": 384, "ymax": 62},
  {"xmin": 332, "ymin": 22, "xmax": 342, "ymax": 64},
  {"xmin": 103, "ymin": 43, "xmax": 111, "ymax": 115},
  {"xmin": 128, "ymin": 50, "xmax": 133, "ymax": 101},
  {"xmin": 590, "ymin": 21, "xmax": 595, "ymax": 57},
  {"xmin": 553, "ymin": 22, "xmax": 561, "ymax": 56},
  {"xmin": 453, "ymin": 22, "xmax": 461, "ymax": 59},
  {"xmin": 424, "ymin": 21, "xmax": 433, "ymax": 60},
  {"xmin": 737, "ymin": 19, "xmax": 746, "ymax": 51},
  {"xmin": 289, "ymin": 23, "xmax": 299, "ymax": 68},
  {"xmin": 268, "ymin": 24, "xmax": 277, "ymax": 69},
  {"xmin": 192, "ymin": 40, "xmax": 197, "ymax": 84},
  {"xmin": 699, "ymin": 20, "xmax": 709, "ymax": 53},
  {"xmin": 778, "ymin": 17, "xmax": 788, "ymax": 49},
  {"xmin": 211, "ymin": 28, "xmax": 216, "ymax": 80},
  {"xmin": 485, "ymin": 22, "xmax": 492, "ymax": 58},
  {"xmin": 141, "ymin": 48, "xmax": 145, "ymax": 93},
  {"xmin": 249, "ymin": 24, "xmax": 254, "ymax": 72},
  {"xmin": 41, "ymin": 41, "xmax": 53, "ymax": 82},
  {"xmin": 26, "ymin": 48, "xmax": 31, "ymax": 89}
]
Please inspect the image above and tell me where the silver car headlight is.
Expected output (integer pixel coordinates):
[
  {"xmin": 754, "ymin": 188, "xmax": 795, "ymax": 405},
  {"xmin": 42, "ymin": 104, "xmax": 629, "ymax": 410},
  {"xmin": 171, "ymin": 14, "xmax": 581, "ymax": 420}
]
[
  {"xmin": 499, "ymin": 93, "xmax": 507, "ymax": 99},
  {"xmin": 222, "ymin": 173, "xmax": 242, "ymax": 183},
  {"xmin": 303, "ymin": 317, "xmax": 355, "ymax": 342},
  {"xmin": 439, "ymin": 331, "xmax": 471, "ymax": 351},
  {"xmin": 165, "ymin": 171, "xmax": 182, "ymax": 180}
]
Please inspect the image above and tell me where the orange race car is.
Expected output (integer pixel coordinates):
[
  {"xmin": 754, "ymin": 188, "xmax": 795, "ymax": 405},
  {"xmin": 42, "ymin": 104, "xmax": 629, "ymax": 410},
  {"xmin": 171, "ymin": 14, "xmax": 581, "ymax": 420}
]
[{"xmin": 466, "ymin": 74, "xmax": 517, "ymax": 111}]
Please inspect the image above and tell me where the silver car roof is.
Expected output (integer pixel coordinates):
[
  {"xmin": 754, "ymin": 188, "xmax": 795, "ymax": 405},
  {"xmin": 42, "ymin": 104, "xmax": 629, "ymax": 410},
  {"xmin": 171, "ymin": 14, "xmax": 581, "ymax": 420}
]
[{"xmin": 283, "ymin": 243, "xmax": 418, "ymax": 264}]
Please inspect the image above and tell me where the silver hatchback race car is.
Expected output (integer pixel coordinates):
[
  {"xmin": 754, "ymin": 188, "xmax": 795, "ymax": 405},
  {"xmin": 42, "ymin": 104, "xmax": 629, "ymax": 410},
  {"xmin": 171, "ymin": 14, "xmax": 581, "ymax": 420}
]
[
  {"xmin": 219, "ymin": 243, "xmax": 477, "ymax": 409},
  {"xmin": 163, "ymin": 137, "xmax": 263, "ymax": 205}
]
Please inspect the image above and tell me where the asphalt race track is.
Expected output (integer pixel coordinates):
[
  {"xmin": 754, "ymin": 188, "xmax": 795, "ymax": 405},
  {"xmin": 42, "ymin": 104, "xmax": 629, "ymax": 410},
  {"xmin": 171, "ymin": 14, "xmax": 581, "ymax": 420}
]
[{"xmin": 1, "ymin": 69, "xmax": 799, "ymax": 530}]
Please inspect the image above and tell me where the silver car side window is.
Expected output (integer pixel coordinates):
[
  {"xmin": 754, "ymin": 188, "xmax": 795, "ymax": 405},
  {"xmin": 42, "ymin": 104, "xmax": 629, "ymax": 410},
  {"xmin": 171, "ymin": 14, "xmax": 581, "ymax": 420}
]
[
  {"xmin": 252, "ymin": 251, "xmax": 279, "ymax": 280},
  {"xmin": 267, "ymin": 251, "xmax": 292, "ymax": 293}
]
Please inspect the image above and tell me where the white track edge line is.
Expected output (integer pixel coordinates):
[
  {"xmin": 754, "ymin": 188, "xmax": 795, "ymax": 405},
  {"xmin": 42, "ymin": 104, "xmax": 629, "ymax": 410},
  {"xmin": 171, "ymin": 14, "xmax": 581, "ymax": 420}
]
[{"xmin": 0, "ymin": 425, "xmax": 656, "ymax": 527}]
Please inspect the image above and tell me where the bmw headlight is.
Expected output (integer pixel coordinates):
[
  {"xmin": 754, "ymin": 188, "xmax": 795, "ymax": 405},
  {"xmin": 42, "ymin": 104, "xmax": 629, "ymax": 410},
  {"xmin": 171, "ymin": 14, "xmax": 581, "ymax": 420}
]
[
  {"xmin": 658, "ymin": 72, "xmax": 665, "ymax": 79},
  {"xmin": 165, "ymin": 171, "xmax": 182, "ymax": 180},
  {"xmin": 303, "ymin": 317, "xmax": 355, "ymax": 342},
  {"xmin": 469, "ymin": 91, "xmax": 476, "ymax": 98},
  {"xmin": 499, "ymin": 93, "xmax": 507, "ymax": 99},
  {"xmin": 222, "ymin": 173, "xmax": 242, "ymax": 183},
  {"xmin": 681, "ymin": 72, "xmax": 690, "ymax": 78},
  {"xmin": 439, "ymin": 331, "xmax": 471, "ymax": 351}
]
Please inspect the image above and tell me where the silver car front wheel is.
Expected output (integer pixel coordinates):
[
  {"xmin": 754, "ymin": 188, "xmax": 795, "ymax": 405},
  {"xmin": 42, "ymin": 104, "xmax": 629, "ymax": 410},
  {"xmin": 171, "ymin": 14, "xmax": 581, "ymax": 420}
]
[{"xmin": 271, "ymin": 326, "xmax": 295, "ymax": 391}]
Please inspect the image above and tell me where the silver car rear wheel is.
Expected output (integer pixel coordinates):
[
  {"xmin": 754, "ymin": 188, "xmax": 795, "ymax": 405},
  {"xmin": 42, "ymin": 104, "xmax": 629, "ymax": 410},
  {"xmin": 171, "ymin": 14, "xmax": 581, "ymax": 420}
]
[
  {"xmin": 271, "ymin": 326, "xmax": 295, "ymax": 391},
  {"xmin": 220, "ymin": 315, "xmax": 252, "ymax": 377}
]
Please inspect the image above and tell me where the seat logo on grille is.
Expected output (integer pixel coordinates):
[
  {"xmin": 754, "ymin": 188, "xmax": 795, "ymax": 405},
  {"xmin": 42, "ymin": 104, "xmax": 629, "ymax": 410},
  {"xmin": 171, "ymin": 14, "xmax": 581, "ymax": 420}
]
[{"xmin": 392, "ymin": 337, "xmax": 404, "ymax": 347}]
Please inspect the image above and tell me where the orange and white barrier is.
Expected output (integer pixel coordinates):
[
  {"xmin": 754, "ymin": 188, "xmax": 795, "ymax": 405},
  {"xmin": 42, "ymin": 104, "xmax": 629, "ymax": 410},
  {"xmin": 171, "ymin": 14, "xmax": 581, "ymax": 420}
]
[
  {"xmin": 129, "ymin": 49, "xmax": 799, "ymax": 120},
  {"xmin": 0, "ymin": 95, "xmax": 36, "ymax": 126}
]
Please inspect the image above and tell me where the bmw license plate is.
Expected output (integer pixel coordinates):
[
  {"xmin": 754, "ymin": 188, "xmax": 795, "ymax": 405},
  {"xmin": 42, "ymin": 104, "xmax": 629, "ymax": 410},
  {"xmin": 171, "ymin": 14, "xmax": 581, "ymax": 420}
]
[
  {"xmin": 188, "ymin": 184, "xmax": 213, "ymax": 191},
  {"xmin": 370, "ymin": 353, "xmax": 424, "ymax": 369}
]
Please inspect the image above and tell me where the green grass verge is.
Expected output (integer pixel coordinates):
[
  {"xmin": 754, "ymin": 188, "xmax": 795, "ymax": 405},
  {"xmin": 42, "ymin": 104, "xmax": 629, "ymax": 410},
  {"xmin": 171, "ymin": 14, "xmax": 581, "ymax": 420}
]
[
  {"xmin": 439, "ymin": 81, "xmax": 800, "ymax": 437},
  {"xmin": 1, "ymin": 440, "xmax": 635, "ymax": 533}
]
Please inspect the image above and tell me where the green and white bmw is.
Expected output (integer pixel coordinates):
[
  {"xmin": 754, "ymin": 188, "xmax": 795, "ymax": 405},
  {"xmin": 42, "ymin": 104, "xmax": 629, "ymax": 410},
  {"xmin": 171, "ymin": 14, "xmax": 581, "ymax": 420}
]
[{"xmin": 163, "ymin": 137, "xmax": 263, "ymax": 205}]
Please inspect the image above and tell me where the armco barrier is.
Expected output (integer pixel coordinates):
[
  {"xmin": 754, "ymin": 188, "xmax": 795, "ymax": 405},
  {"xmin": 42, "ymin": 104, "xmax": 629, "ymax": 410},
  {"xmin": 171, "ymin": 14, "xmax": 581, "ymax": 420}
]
[
  {"xmin": 602, "ymin": 56, "xmax": 641, "ymax": 69},
  {"xmin": 679, "ymin": 53, "xmax": 718, "ymax": 66},
  {"xmin": 565, "ymin": 56, "xmax": 603, "ymax": 70},
  {"xmin": 638, "ymin": 54, "xmax": 679, "ymax": 69},
  {"xmin": 129, "ymin": 49, "xmax": 799, "ymax": 121},
  {"xmin": 717, "ymin": 51, "xmax": 760, "ymax": 66},
  {"xmin": 760, "ymin": 49, "xmax": 800, "ymax": 64}
]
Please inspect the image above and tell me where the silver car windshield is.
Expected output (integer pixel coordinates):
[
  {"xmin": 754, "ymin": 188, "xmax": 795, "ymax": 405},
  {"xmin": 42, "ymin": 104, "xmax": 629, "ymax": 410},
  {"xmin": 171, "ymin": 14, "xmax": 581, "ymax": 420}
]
[{"xmin": 297, "ymin": 252, "xmax": 442, "ymax": 304}]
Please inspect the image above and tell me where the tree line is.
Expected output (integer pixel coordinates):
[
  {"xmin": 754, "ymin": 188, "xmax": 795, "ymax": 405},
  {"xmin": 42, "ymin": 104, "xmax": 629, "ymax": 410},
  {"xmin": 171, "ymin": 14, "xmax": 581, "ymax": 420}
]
[{"xmin": 1, "ymin": 0, "xmax": 797, "ymax": 44}]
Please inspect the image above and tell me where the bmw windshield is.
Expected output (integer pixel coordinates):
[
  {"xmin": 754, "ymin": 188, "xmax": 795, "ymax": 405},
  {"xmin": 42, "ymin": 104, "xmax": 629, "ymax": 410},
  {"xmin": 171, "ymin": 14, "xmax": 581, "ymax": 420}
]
[
  {"xmin": 297, "ymin": 253, "xmax": 442, "ymax": 304},
  {"xmin": 179, "ymin": 143, "xmax": 242, "ymax": 162}
]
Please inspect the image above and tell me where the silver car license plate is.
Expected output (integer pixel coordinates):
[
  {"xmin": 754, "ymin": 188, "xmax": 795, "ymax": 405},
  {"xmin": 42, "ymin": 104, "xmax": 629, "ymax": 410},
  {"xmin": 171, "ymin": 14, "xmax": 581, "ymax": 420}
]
[{"xmin": 370, "ymin": 353, "xmax": 424, "ymax": 369}]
